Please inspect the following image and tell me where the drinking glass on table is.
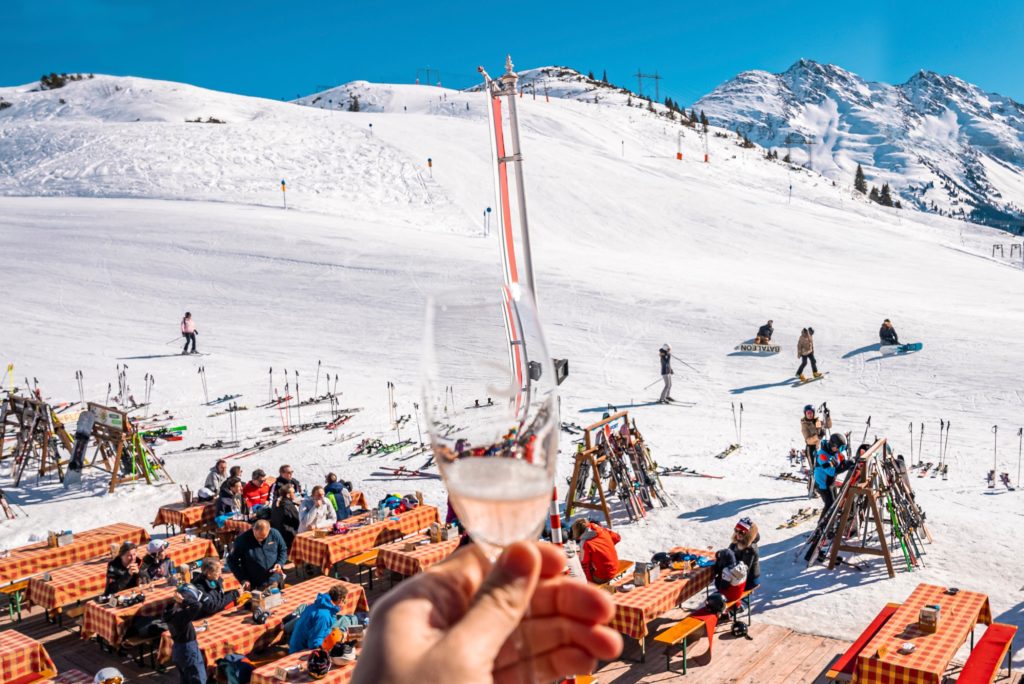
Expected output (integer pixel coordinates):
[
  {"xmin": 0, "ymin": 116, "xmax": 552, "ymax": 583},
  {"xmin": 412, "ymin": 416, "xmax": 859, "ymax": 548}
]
[{"xmin": 421, "ymin": 284, "xmax": 558, "ymax": 560}]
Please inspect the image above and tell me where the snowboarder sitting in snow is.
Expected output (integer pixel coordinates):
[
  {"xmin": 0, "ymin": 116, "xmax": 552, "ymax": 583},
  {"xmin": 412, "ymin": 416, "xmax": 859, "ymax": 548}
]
[
  {"xmin": 181, "ymin": 312, "xmax": 198, "ymax": 355},
  {"xmin": 570, "ymin": 518, "xmax": 622, "ymax": 584},
  {"xmin": 879, "ymin": 319, "xmax": 899, "ymax": 346},
  {"xmin": 800, "ymin": 404, "xmax": 832, "ymax": 497},
  {"xmin": 658, "ymin": 344, "xmax": 674, "ymax": 404},
  {"xmin": 754, "ymin": 320, "xmax": 774, "ymax": 344},
  {"xmin": 796, "ymin": 327, "xmax": 821, "ymax": 381}
]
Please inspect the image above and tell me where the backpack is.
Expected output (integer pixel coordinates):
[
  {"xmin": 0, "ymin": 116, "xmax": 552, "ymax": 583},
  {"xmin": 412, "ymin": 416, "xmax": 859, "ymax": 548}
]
[{"xmin": 218, "ymin": 654, "xmax": 255, "ymax": 684}]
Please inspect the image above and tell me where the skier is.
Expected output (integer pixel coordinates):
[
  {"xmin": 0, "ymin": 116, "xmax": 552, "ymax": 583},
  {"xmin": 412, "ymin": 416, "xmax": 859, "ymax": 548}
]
[
  {"xmin": 66, "ymin": 406, "xmax": 97, "ymax": 485},
  {"xmin": 181, "ymin": 312, "xmax": 198, "ymax": 355},
  {"xmin": 754, "ymin": 320, "xmax": 774, "ymax": 344},
  {"xmin": 658, "ymin": 344, "xmax": 673, "ymax": 404},
  {"xmin": 796, "ymin": 327, "xmax": 821, "ymax": 381},
  {"xmin": 879, "ymin": 319, "xmax": 899, "ymax": 346},
  {"xmin": 813, "ymin": 433, "xmax": 848, "ymax": 529},
  {"xmin": 800, "ymin": 404, "xmax": 832, "ymax": 497}
]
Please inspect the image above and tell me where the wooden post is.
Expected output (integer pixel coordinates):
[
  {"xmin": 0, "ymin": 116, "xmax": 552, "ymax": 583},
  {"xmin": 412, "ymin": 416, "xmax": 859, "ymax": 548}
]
[{"xmin": 564, "ymin": 447, "xmax": 613, "ymax": 528}]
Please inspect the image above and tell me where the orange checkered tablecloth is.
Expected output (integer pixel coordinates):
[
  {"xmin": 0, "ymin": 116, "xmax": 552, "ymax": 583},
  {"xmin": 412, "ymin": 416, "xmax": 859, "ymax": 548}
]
[
  {"xmin": 291, "ymin": 505, "xmax": 440, "ymax": 574},
  {"xmin": 608, "ymin": 547, "xmax": 714, "ymax": 641},
  {"xmin": 158, "ymin": 575, "xmax": 368, "ymax": 668},
  {"xmin": 250, "ymin": 649, "xmax": 357, "ymax": 684},
  {"xmin": 0, "ymin": 630, "xmax": 57, "ymax": 683},
  {"xmin": 375, "ymin": 534, "xmax": 460, "ymax": 577},
  {"xmin": 0, "ymin": 523, "xmax": 150, "ymax": 583},
  {"xmin": 153, "ymin": 501, "xmax": 216, "ymax": 530},
  {"xmin": 82, "ymin": 574, "xmax": 241, "ymax": 648},
  {"xmin": 28, "ymin": 534, "xmax": 218, "ymax": 611},
  {"xmin": 855, "ymin": 583, "xmax": 992, "ymax": 684}
]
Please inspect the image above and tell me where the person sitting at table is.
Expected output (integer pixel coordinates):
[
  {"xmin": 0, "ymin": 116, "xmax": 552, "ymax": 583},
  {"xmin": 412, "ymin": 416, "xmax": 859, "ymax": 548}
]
[
  {"xmin": 289, "ymin": 583, "xmax": 368, "ymax": 656},
  {"xmin": 271, "ymin": 483, "xmax": 301, "ymax": 549},
  {"xmin": 242, "ymin": 469, "xmax": 271, "ymax": 511},
  {"xmin": 712, "ymin": 548, "xmax": 748, "ymax": 604},
  {"xmin": 324, "ymin": 473, "xmax": 353, "ymax": 518},
  {"xmin": 203, "ymin": 459, "xmax": 228, "ymax": 494},
  {"xmin": 163, "ymin": 583, "xmax": 207, "ymax": 684},
  {"xmin": 105, "ymin": 541, "xmax": 141, "ymax": 595},
  {"xmin": 227, "ymin": 519, "xmax": 287, "ymax": 590},
  {"xmin": 300, "ymin": 486, "xmax": 338, "ymax": 532},
  {"xmin": 229, "ymin": 464, "xmax": 243, "ymax": 479},
  {"xmin": 217, "ymin": 477, "xmax": 244, "ymax": 517},
  {"xmin": 192, "ymin": 557, "xmax": 240, "ymax": 614},
  {"xmin": 140, "ymin": 539, "xmax": 171, "ymax": 581},
  {"xmin": 569, "ymin": 519, "xmax": 622, "ymax": 584},
  {"xmin": 729, "ymin": 516, "xmax": 760, "ymax": 591},
  {"xmin": 273, "ymin": 464, "xmax": 303, "ymax": 501}
]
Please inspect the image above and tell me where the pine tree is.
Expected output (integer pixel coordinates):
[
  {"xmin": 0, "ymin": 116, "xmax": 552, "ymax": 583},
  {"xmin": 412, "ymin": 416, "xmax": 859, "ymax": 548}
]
[
  {"xmin": 869, "ymin": 186, "xmax": 880, "ymax": 203},
  {"xmin": 854, "ymin": 164, "xmax": 867, "ymax": 194},
  {"xmin": 627, "ymin": 94, "xmax": 633, "ymax": 107},
  {"xmin": 348, "ymin": 95, "xmax": 361, "ymax": 112},
  {"xmin": 587, "ymin": 70, "xmax": 595, "ymax": 80},
  {"xmin": 602, "ymin": 69, "xmax": 608, "ymax": 84},
  {"xmin": 879, "ymin": 183, "xmax": 894, "ymax": 207},
  {"xmin": 700, "ymin": 110, "xmax": 709, "ymax": 132},
  {"xmin": 783, "ymin": 151, "xmax": 792, "ymax": 163}
]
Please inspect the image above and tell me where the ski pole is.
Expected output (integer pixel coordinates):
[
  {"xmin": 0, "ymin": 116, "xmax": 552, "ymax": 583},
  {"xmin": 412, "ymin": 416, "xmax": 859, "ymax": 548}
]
[
  {"xmin": 1017, "ymin": 427, "xmax": 1022, "ymax": 490},
  {"xmin": 314, "ymin": 360, "xmax": 321, "ymax": 397},
  {"xmin": 643, "ymin": 377, "xmax": 662, "ymax": 390},
  {"xmin": 413, "ymin": 402, "xmax": 424, "ymax": 445},
  {"xmin": 939, "ymin": 419, "xmax": 944, "ymax": 466},
  {"xmin": 739, "ymin": 402, "xmax": 744, "ymax": 444},
  {"xmin": 943, "ymin": 420, "xmax": 951, "ymax": 467},
  {"xmin": 861, "ymin": 416, "xmax": 871, "ymax": 446},
  {"xmin": 909, "ymin": 422, "xmax": 914, "ymax": 466},
  {"xmin": 731, "ymin": 403, "xmax": 738, "ymax": 444},
  {"xmin": 334, "ymin": 373, "xmax": 338, "ymax": 396},
  {"xmin": 917, "ymin": 423, "xmax": 924, "ymax": 465},
  {"xmin": 268, "ymin": 367, "xmax": 273, "ymax": 404},
  {"xmin": 669, "ymin": 354, "xmax": 699, "ymax": 373},
  {"xmin": 993, "ymin": 425, "xmax": 999, "ymax": 479},
  {"xmin": 105, "ymin": 382, "xmax": 111, "ymax": 406},
  {"xmin": 164, "ymin": 337, "xmax": 180, "ymax": 346},
  {"xmin": 295, "ymin": 370, "xmax": 301, "ymax": 427}
]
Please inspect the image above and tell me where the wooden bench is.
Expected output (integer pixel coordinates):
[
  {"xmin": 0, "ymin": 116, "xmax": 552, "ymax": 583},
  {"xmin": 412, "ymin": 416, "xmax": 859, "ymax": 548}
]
[
  {"xmin": 654, "ymin": 616, "xmax": 707, "ymax": 673},
  {"xmin": 344, "ymin": 549, "xmax": 380, "ymax": 589},
  {"xmin": 956, "ymin": 622, "xmax": 1016, "ymax": 683},
  {"xmin": 825, "ymin": 602, "xmax": 900, "ymax": 681},
  {"xmin": 725, "ymin": 586, "xmax": 757, "ymax": 626},
  {"xmin": 0, "ymin": 579, "xmax": 29, "ymax": 622}
]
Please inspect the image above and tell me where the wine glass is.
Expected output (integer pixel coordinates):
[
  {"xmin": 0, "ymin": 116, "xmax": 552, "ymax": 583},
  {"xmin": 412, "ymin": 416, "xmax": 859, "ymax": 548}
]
[{"xmin": 421, "ymin": 283, "xmax": 558, "ymax": 560}]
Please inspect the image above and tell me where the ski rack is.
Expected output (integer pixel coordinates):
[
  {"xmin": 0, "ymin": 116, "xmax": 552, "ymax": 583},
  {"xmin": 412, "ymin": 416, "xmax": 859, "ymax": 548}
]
[
  {"xmin": 0, "ymin": 393, "xmax": 72, "ymax": 486},
  {"xmin": 84, "ymin": 402, "xmax": 174, "ymax": 492}
]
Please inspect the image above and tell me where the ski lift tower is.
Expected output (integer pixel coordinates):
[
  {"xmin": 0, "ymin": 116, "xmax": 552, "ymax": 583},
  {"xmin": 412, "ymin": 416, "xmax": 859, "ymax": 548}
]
[{"xmin": 784, "ymin": 132, "xmax": 817, "ymax": 172}]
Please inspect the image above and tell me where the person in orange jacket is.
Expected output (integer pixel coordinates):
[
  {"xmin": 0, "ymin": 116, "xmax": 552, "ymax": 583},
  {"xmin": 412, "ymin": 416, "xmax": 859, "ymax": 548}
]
[{"xmin": 570, "ymin": 519, "xmax": 622, "ymax": 584}]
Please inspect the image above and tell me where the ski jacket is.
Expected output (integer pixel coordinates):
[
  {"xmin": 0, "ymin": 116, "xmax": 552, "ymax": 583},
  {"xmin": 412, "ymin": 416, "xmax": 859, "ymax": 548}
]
[
  {"xmin": 226, "ymin": 528, "xmax": 287, "ymax": 588},
  {"xmin": 756, "ymin": 324, "xmax": 773, "ymax": 341},
  {"xmin": 105, "ymin": 556, "xmax": 140, "ymax": 596},
  {"xmin": 299, "ymin": 498, "xmax": 337, "ymax": 532},
  {"xmin": 272, "ymin": 476, "xmax": 302, "ymax": 501},
  {"xmin": 730, "ymin": 524, "xmax": 761, "ymax": 589},
  {"xmin": 181, "ymin": 317, "xmax": 196, "ymax": 334},
  {"xmin": 797, "ymin": 332, "xmax": 814, "ymax": 357},
  {"xmin": 325, "ymin": 482, "xmax": 352, "ymax": 518},
  {"xmin": 242, "ymin": 480, "xmax": 271, "ymax": 509},
  {"xmin": 879, "ymin": 325, "xmax": 899, "ymax": 345},
  {"xmin": 204, "ymin": 468, "xmax": 227, "ymax": 494},
  {"xmin": 192, "ymin": 576, "xmax": 239, "ymax": 616},
  {"xmin": 288, "ymin": 592, "xmax": 340, "ymax": 653},
  {"xmin": 659, "ymin": 350, "xmax": 673, "ymax": 375},
  {"xmin": 814, "ymin": 446, "xmax": 837, "ymax": 489},
  {"xmin": 139, "ymin": 553, "xmax": 167, "ymax": 581},
  {"xmin": 270, "ymin": 498, "xmax": 300, "ymax": 548},
  {"xmin": 579, "ymin": 523, "xmax": 621, "ymax": 583},
  {"xmin": 800, "ymin": 414, "xmax": 831, "ymax": 445},
  {"xmin": 217, "ymin": 492, "xmax": 242, "ymax": 517},
  {"xmin": 163, "ymin": 598, "xmax": 202, "ymax": 644}
]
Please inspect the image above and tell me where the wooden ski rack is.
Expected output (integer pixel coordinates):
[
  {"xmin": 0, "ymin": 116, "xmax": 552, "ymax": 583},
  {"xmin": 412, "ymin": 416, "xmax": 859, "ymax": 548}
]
[
  {"xmin": 0, "ymin": 393, "xmax": 72, "ymax": 486},
  {"xmin": 83, "ymin": 402, "xmax": 174, "ymax": 492},
  {"xmin": 564, "ymin": 410, "xmax": 631, "ymax": 529}
]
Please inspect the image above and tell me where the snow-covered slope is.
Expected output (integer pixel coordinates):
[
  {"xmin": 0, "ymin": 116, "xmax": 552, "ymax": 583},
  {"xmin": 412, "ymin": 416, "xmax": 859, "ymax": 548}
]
[
  {"xmin": 695, "ymin": 59, "xmax": 1024, "ymax": 230},
  {"xmin": 2, "ymin": 71, "xmax": 1023, "ymax": 664}
]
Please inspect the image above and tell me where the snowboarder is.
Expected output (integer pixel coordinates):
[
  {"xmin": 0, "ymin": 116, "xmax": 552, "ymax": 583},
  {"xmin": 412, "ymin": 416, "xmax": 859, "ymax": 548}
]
[
  {"xmin": 754, "ymin": 320, "xmax": 774, "ymax": 344},
  {"xmin": 796, "ymin": 328, "xmax": 821, "ymax": 381},
  {"xmin": 181, "ymin": 312, "xmax": 198, "ymax": 355},
  {"xmin": 66, "ymin": 406, "xmax": 97, "ymax": 485},
  {"xmin": 658, "ymin": 344, "xmax": 673, "ymax": 404},
  {"xmin": 879, "ymin": 319, "xmax": 899, "ymax": 346},
  {"xmin": 800, "ymin": 404, "xmax": 832, "ymax": 497}
]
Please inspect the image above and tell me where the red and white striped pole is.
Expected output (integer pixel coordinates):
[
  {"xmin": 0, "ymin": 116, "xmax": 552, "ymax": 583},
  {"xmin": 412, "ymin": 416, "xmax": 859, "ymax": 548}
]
[{"xmin": 549, "ymin": 485, "xmax": 562, "ymax": 546}]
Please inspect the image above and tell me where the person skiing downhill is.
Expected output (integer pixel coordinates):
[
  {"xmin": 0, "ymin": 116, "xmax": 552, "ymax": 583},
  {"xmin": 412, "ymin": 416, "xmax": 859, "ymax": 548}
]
[
  {"xmin": 181, "ymin": 312, "xmax": 198, "ymax": 355},
  {"xmin": 796, "ymin": 328, "xmax": 821, "ymax": 382},
  {"xmin": 879, "ymin": 319, "xmax": 899, "ymax": 346},
  {"xmin": 755, "ymin": 320, "xmax": 774, "ymax": 344},
  {"xmin": 658, "ymin": 344, "xmax": 673, "ymax": 404}
]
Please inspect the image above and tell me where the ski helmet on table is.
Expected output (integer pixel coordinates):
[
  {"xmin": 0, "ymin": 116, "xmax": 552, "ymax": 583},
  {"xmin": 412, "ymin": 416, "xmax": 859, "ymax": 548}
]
[
  {"xmin": 306, "ymin": 648, "xmax": 332, "ymax": 679},
  {"xmin": 705, "ymin": 592, "xmax": 727, "ymax": 617}
]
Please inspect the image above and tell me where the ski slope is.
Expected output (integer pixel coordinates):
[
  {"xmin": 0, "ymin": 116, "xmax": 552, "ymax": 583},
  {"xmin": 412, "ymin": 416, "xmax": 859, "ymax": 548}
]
[{"xmin": 1, "ymin": 74, "xmax": 1023, "ymax": 664}]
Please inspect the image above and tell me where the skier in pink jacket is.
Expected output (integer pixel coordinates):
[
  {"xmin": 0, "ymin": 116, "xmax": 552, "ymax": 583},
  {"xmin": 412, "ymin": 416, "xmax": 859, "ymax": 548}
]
[{"xmin": 181, "ymin": 312, "xmax": 198, "ymax": 355}]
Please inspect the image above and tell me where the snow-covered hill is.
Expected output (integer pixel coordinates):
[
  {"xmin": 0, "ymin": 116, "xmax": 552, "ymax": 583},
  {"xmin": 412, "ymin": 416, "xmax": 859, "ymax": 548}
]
[{"xmin": 695, "ymin": 59, "xmax": 1024, "ymax": 231}]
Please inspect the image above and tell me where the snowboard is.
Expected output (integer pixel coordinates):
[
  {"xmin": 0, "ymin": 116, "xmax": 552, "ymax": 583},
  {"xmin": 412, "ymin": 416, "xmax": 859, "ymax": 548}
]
[
  {"xmin": 795, "ymin": 372, "xmax": 830, "ymax": 385},
  {"xmin": 880, "ymin": 342, "xmax": 923, "ymax": 356},
  {"xmin": 735, "ymin": 343, "xmax": 781, "ymax": 354}
]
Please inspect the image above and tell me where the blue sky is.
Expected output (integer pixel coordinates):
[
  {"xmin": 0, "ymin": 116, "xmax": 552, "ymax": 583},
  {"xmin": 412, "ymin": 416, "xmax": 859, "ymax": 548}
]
[{"xmin": 7, "ymin": 0, "xmax": 1024, "ymax": 104}]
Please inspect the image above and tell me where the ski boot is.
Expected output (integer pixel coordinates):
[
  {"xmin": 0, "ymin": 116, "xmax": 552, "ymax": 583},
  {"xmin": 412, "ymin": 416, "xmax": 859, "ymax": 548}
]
[
  {"xmin": 798, "ymin": 374, "xmax": 808, "ymax": 383},
  {"xmin": 813, "ymin": 372, "xmax": 823, "ymax": 379}
]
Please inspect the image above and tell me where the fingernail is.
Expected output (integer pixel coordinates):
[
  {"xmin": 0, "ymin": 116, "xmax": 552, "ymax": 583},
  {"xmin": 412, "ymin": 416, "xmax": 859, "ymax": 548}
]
[{"xmin": 496, "ymin": 541, "xmax": 534, "ymax": 582}]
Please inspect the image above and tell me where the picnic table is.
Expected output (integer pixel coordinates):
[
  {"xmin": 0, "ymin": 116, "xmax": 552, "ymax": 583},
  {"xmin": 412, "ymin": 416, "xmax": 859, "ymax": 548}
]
[
  {"xmin": 28, "ymin": 534, "xmax": 218, "ymax": 613},
  {"xmin": 82, "ymin": 573, "xmax": 241, "ymax": 648},
  {"xmin": 0, "ymin": 629, "xmax": 57, "ymax": 683},
  {"xmin": 855, "ymin": 583, "xmax": 992, "ymax": 684},
  {"xmin": 291, "ymin": 505, "xmax": 439, "ymax": 575},
  {"xmin": 153, "ymin": 501, "xmax": 216, "ymax": 532},
  {"xmin": 250, "ymin": 649, "xmax": 357, "ymax": 684},
  {"xmin": 375, "ymin": 534, "xmax": 460, "ymax": 577},
  {"xmin": 0, "ymin": 523, "xmax": 150, "ymax": 582},
  {"xmin": 608, "ymin": 547, "xmax": 714, "ymax": 655},
  {"xmin": 157, "ymin": 575, "xmax": 368, "ymax": 668}
]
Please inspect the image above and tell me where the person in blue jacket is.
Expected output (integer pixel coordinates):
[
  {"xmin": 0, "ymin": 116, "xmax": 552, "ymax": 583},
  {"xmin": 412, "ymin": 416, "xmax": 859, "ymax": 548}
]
[
  {"xmin": 226, "ymin": 519, "xmax": 287, "ymax": 590},
  {"xmin": 814, "ymin": 433, "xmax": 848, "ymax": 524},
  {"xmin": 289, "ymin": 584, "xmax": 368, "ymax": 656}
]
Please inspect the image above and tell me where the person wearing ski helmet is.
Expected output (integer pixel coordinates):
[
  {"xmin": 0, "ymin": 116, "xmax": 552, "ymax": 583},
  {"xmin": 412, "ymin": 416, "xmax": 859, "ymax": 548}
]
[
  {"xmin": 813, "ymin": 433, "xmax": 847, "ymax": 525},
  {"xmin": 755, "ymin": 320, "xmax": 774, "ymax": 344},
  {"xmin": 879, "ymin": 319, "xmax": 900, "ymax": 346},
  {"xmin": 163, "ymin": 583, "xmax": 207, "ymax": 684},
  {"xmin": 800, "ymin": 403, "xmax": 832, "ymax": 497},
  {"xmin": 796, "ymin": 327, "xmax": 821, "ymax": 382},
  {"xmin": 181, "ymin": 311, "xmax": 198, "ymax": 355},
  {"xmin": 658, "ymin": 344, "xmax": 674, "ymax": 404}
]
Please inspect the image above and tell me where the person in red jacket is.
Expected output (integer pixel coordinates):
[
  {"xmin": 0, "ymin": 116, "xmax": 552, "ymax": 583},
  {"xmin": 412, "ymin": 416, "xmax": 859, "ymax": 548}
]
[
  {"xmin": 242, "ymin": 469, "xmax": 271, "ymax": 511},
  {"xmin": 570, "ymin": 519, "xmax": 622, "ymax": 584}
]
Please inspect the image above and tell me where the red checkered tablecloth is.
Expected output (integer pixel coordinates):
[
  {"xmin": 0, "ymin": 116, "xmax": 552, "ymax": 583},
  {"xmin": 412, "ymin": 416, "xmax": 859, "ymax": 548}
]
[
  {"xmin": 0, "ymin": 523, "xmax": 150, "ymax": 583},
  {"xmin": 158, "ymin": 575, "xmax": 368, "ymax": 668},
  {"xmin": 250, "ymin": 649, "xmax": 357, "ymax": 684},
  {"xmin": 291, "ymin": 505, "xmax": 440, "ymax": 574},
  {"xmin": 375, "ymin": 534, "xmax": 460, "ymax": 577},
  {"xmin": 81, "ymin": 574, "xmax": 241, "ymax": 648},
  {"xmin": 608, "ymin": 547, "xmax": 714, "ymax": 641},
  {"xmin": 153, "ymin": 501, "xmax": 216, "ymax": 530},
  {"xmin": 855, "ymin": 583, "xmax": 992, "ymax": 684},
  {"xmin": 0, "ymin": 630, "xmax": 57, "ymax": 683},
  {"xmin": 28, "ymin": 534, "xmax": 218, "ymax": 611}
]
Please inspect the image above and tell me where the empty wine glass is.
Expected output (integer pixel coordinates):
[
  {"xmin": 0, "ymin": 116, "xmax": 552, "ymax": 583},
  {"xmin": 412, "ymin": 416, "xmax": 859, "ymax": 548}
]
[{"xmin": 421, "ymin": 284, "xmax": 558, "ymax": 560}]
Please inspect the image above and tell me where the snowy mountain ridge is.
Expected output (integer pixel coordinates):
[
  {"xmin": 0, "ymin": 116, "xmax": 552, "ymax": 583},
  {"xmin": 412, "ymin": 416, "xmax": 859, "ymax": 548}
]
[{"xmin": 695, "ymin": 58, "xmax": 1024, "ymax": 231}]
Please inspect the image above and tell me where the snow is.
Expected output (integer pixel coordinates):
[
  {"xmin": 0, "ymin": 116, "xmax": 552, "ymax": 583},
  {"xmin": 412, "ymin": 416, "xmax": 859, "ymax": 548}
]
[{"xmin": 1, "ymin": 73, "xmax": 1023, "ymax": 665}]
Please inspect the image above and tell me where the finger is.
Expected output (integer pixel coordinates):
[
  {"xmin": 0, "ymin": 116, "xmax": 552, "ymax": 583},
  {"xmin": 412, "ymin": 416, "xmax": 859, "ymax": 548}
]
[
  {"xmin": 527, "ymin": 577, "xmax": 617, "ymax": 623},
  {"xmin": 494, "ymin": 645, "xmax": 602, "ymax": 684},
  {"xmin": 445, "ymin": 541, "xmax": 541, "ymax": 660},
  {"xmin": 535, "ymin": 542, "xmax": 568, "ymax": 578},
  {"xmin": 494, "ymin": 617, "xmax": 623, "ymax": 668}
]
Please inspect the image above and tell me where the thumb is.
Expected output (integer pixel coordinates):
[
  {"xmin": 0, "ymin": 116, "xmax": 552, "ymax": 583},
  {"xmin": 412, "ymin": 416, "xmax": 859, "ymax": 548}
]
[{"xmin": 446, "ymin": 541, "xmax": 541, "ymax": 660}]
